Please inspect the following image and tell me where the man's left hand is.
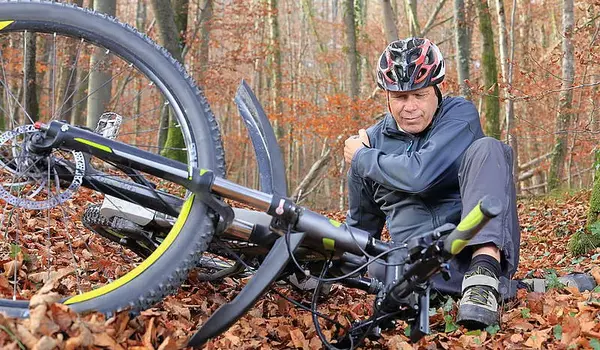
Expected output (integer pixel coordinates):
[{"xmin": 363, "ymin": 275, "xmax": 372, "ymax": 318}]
[{"xmin": 344, "ymin": 129, "xmax": 370, "ymax": 164}]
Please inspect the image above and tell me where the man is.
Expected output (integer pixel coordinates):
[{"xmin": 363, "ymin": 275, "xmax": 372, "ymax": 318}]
[{"xmin": 343, "ymin": 37, "xmax": 521, "ymax": 329}]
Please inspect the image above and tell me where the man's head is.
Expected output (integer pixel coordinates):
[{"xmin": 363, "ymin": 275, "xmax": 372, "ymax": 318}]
[{"xmin": 376, "ymin": 38, "xmax": 445, "ymax": 134}]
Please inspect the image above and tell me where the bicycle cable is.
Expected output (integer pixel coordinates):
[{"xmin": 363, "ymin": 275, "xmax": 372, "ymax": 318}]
[
  {"xmin": 211, "ymin": 238, "xmax": 347, "ymax": 330},
  {"xmin": 311, "ymin": 255, "xmax": 354, "ymax": 350},
  {"xmin": 284, "ymin": 223, "xmax": 410, "ymax": 283},
  {"xmin": 342, "ymin": 221, "xmax": 415, "ymax": 267}
]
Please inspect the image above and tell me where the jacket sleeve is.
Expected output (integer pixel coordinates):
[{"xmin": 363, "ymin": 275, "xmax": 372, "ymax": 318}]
[{"xmin": 350, "ymin": 106, "xmax": 480, "ymax": 193}]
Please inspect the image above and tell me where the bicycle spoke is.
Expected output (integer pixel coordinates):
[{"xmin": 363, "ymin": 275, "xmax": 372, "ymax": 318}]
[
  {"xmin": 0, "ymin": 44, "xmax": 35, "ymax": 126},
  {"xmin": 52, "ymin": 39, "xmax": 85, "ymax": 121}
]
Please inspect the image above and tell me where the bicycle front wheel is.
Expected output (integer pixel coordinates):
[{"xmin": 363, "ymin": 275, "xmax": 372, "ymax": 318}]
[{"xmin": 0, "ymin": 0, "xmax": 224, "ymax": 316}]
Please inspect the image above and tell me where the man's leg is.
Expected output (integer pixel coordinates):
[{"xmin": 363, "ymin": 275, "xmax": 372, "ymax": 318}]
[
  {"xmin": 346, "ymin": 167, "xmax": 386, "ymax": 238},
  {"xmin": 455, "ymin": 137, "xmax": 520, "ymax": 329}
]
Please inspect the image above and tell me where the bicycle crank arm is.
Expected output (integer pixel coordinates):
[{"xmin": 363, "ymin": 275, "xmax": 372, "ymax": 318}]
[{"xmin": 187, "ymin": 231, "xmax": 306, "ymax": 347}]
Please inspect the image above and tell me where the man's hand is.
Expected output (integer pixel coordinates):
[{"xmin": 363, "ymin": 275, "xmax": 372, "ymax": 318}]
[{"xmin": 344, "ymin": 129, "xmax": 370, "ymax": 164}]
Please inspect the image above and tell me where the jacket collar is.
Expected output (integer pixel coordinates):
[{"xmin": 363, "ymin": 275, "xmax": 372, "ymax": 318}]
[{"xmin": 382, "ymin": 113, "xmax": 417, "ymax": 140}]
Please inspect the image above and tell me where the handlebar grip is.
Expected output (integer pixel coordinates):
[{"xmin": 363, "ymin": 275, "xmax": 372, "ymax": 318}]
[{"xmin": 443, "ymin": 196, "xmax": 502, "ymax": 256}]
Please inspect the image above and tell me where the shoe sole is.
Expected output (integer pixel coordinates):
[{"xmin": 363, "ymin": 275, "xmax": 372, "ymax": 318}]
[{"xmin": 456, "ymin": 304, "xmax": 499, "ymax": 329}]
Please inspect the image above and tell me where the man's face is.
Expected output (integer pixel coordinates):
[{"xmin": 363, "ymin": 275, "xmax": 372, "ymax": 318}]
[{"xmin": 387, "ymin": 86, "xmax": 438, "ymax": 134}]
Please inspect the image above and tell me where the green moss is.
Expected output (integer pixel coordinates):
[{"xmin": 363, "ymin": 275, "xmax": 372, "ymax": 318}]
[
  {"xmin": 160, "ymin": 114, "xmax": 187, "ymax": 163},
  {"xmin": 568, "ymin": 226, "xmax": 600, "ymax": 256},
  {"xmin": 571, "ymin": 150, "xmax": 600, "ymax": 255}
]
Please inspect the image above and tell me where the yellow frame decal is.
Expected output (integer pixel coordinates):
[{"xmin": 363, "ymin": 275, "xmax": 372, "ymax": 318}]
[
  {"xmin": 0, "ymin": 21, "xmax": 14, "ymax": 31},
  {"xmin": 323, "ymin": 238, "xmax": 335, "ymax": 251},
  {"xmin": 74, "ymin": 138, "xmax": 113, "ymax": 153},
  {"xmin": 65, "ymin": 195, "xmax": 195, "ymax": 304},
  {"xmin": 329, "ymin": 219, "xmax": 342, "ymax": 228}
]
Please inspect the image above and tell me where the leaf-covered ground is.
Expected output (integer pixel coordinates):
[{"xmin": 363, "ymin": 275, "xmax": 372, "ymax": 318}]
[{"xmin": 2, "ymin": 191, "xmax": 600, "ymax": 349}]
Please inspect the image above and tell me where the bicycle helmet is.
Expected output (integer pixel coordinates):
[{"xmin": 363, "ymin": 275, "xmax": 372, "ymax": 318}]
[{"xmin": 376, "ymin": 38, "xmax": 445, "ymax": 92}]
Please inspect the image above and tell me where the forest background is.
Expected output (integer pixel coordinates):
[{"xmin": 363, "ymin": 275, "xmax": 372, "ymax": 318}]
[
  {"xmin": 29, "ymin": 0, "xmax": 600, "ymax": 211},
  {"xmin": 128, "ymin": 0, "xmax": 600, "ymax": 211}
]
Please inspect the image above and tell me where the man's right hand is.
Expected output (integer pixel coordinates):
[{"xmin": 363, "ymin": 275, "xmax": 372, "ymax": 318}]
[{"xmin": 344, "ymin": 129, "xmax": 370, "ymax": 164}]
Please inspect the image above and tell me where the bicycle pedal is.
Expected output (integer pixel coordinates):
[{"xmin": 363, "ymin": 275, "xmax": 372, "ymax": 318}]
[{"xmin": 94, "ymin": 112, "xmax": 123, "ymax": 140}]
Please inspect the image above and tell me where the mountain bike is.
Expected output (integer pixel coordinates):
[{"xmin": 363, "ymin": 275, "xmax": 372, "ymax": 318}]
[{"xmin": 0, "ymin": 1, "xmax": 501, "ymax": 348}]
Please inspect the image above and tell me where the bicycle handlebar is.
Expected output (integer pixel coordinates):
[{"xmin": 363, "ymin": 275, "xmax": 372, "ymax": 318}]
[{"xmin": 442, "ymin": 195, "xmax": 502, "ymax": 256}]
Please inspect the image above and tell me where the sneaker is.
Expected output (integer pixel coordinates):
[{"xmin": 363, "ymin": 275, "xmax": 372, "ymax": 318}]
[
  {"xmin": 456, "ymin": 266, "xmax": 500, "ymax": 329},
  {"xmin": 520, "ymin": 272, "xmax": 597, "ymax": 293}
]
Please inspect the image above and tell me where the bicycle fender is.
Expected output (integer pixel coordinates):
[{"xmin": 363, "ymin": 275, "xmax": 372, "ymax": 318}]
[
  {"xmin": 234, "ymin": 80, "xmax": 287, "ymax": 197},
  {"xmin": 187, "ymin": 231, "xmax": 306, "ymax": 348}
]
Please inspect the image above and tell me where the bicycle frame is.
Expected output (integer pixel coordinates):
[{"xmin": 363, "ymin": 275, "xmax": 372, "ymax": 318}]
[{"xmin": 26, "ymin": 82, "xmax": 500, "ymax": 348}]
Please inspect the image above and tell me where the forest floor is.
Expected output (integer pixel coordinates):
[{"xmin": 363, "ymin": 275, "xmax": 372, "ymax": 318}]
[{"xmin": 1, "ymin": 191, "xmax": 600, "ymax": 349}]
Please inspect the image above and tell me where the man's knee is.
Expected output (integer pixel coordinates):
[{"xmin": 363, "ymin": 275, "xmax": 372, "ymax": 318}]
[
  {"xmin": 464, "ymin": 137, "xmax": 513, "ymax": 165},
  {"xmin": 467, "ymin": 137, "xmax": 506, "ymax": 153}
]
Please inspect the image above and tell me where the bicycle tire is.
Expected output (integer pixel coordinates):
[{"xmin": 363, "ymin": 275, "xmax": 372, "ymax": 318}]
[{"xmin": 0, "ymin": 0, "xmax": 225, "ymax": 317}]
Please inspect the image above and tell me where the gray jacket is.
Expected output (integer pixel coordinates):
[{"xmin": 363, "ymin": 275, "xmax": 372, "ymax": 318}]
[{"xmin": 347, "ymin": 96, "xmax": 484, "ymax": 243}]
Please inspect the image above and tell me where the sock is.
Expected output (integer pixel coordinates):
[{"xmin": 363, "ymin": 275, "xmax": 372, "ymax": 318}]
[{"xmin": 468, "ymin": 254, "xmax": 501, "ymax": 278}]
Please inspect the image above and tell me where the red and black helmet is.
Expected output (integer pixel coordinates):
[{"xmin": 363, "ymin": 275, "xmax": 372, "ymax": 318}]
[{"xmin": 376, "ymin": 38, "xmax": 445, "ymax": 92}]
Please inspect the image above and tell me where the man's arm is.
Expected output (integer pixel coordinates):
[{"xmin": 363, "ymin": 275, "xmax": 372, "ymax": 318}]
[{"xmin": 351, "ymin": 110, "xmax": 480, "ymax": 193}]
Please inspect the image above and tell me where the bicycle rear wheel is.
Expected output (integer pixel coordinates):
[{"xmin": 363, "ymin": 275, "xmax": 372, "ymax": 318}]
[{"xmin": 0, "ymin": 0, "xmax": 224, "ymax": 316}]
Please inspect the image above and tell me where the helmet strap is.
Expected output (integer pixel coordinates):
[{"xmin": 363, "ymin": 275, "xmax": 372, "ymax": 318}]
[{"xmin": 434, "ymin": 85, "xmax": 442, "ymax": 107}]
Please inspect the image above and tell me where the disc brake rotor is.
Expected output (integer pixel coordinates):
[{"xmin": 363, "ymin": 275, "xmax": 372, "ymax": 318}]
[{"xmin": 0, "ymin": 124, "xmax": 85, "ymax": 210}]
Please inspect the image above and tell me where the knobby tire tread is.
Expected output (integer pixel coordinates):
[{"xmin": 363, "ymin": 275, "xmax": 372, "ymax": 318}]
[{"xmin": 0, "ymin": 0, "xmax": 226, "ymax": 316}]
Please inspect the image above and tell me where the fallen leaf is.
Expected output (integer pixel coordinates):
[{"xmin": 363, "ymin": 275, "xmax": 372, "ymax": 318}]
[
  {"xmin": 590, "ymin": 266, "xmax": 600, "ymax": 285},
  {"xmin": 510, "ymin": 333, "xmax": 524, "ymax": 343},
  {"xmin": 523, "ymin": 329, "xmax": 550, "ymax": 349},
  {"xmin": 32, "ymin": 335, "xmax": 58, "ymax": 350},
  {"xmin": 157, "ymin": 336, "xmax": 179, "ymax": 350},
  {"xmin": 49, "ymin": 303, "xmax": 75, "ymax": 331},
  {"xmin": 142, "ymin": 317, "xmax": 156, "ymax": 349},
  {"xmin": 164, "ymin": 300, "xmax": 191, "ymax": 320},
  {"xmin": 290, "ymin": 328, "xmax": 307, "ymax": 349},
  {"xmin": 16, "ymin": 324, "xmax": 38, "ymax": 349},
  {"xmin": 64, "ymin": 322, "xmax": 93, "ymax": 350},
  {"xmin": 29, "ymin": 305, "xmax": 60, "ymax": 337},
  {"xmin": 93, "ymin": 332, "xmax": 124, "ymax": 350},
  {"xmin": 3, "ymin": 260, "xmax": 21, "ymax": 278},
  {"xmin": 386, "ymin": 335, "xmax": 414, "ymax": 350},
  {"xmin": 30, "ymin": 292, "xmax": 61, "ymax": 309},
  {"xmin": 561, "ymin": 316, "xmax": 581, "ymax": 345},
  {"xmin": 525, "ymin": 292, "xmax": 545, "ymax": 314}
]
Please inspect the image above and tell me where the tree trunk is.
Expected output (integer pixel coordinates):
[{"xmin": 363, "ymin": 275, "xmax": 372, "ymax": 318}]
[
  {"xmin": 86, "ymin": 0, "xmax": 116, "ymax": 129},
  {"xmin": 476, "ymin": 0, "xmax": 500, "ymax": 139},
  {"xmin": 268, "ymin": 0, "xmax": 283, "ymax": 139},
  {"xmin": 569, "ymin": 149, "xmax": 600, "ymax": 255},
  {"xmin": 405, "ymin": 0, "xmax": 420, "ymax": 37},
  {"xmin": 173, "ymin": 0, "xmax": 189, "ymax": 51},
  {"xmin": 454, "ymin": 0, "xmax": 471, "ymax": 98},
  {"xmin": 495, "ymin": 0, "xmax": 518, "ymax": 185},
  {"xmin": 23, "ymin": 32, "xmax": 38, "ymax": 123},
  {"xmin": 134, "ymin": 0, "xmax": 146, "ymax": 139},
  {"xmin": 54, "ymin": 0, "xmax": 84, "ymax": 123},
  {"xmin": 382, "ymin": 0, "xmax": 399, "ymax": 43},
  {"xmin": 150, "ymin": 0, "xmax": 188, "ymax": 162},
  {"xmin": 588, "ymin": 150, "xmax": 600, "ymax": 226},
  {"xmin": 547, "ymin": 0, "xmax": 574, "ymax": 192},
  {"xmin": 419, "ymin": 0, "xmax": 447, "ymax": 37},
  {"xmin": 197, "ymin": 0, "xmax": 213, "ymax": 81},
  {"xmin": 301, "ymin": 0, "xmax": 338, "ymax": 93},
  {"xmin": 343, "ymin": 0, "xmax": 360, "ymax": 103}
]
